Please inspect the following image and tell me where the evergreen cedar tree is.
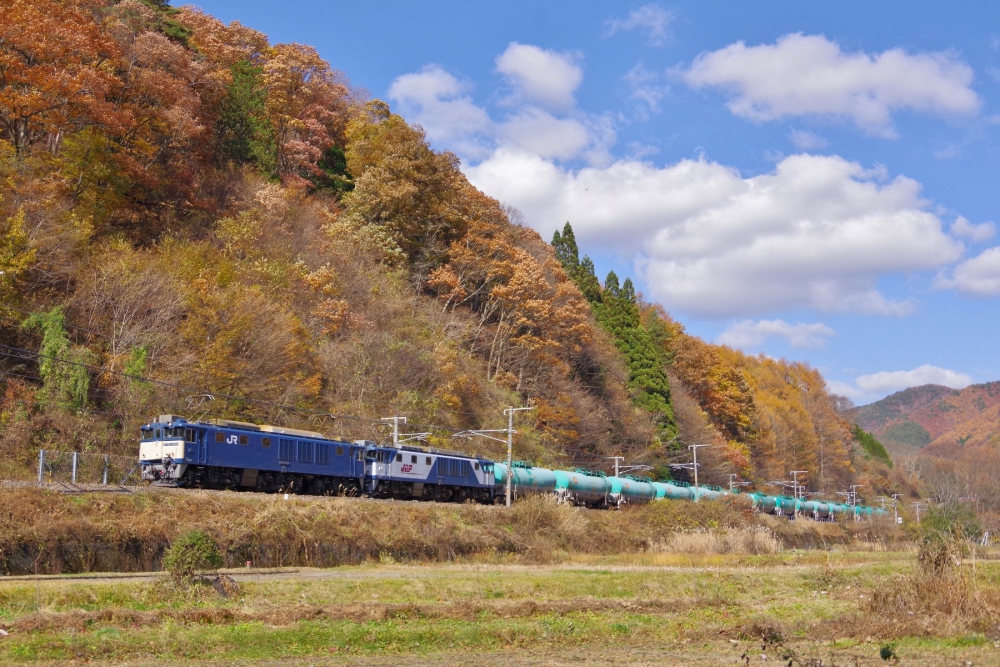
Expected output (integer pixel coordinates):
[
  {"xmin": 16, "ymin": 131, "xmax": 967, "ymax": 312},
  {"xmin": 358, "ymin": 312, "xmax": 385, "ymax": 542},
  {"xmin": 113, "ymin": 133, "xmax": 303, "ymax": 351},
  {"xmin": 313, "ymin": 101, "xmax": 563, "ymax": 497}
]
[
  {"xmin": 552, "ymin": 223, "xmax": 677, "ymax": 443},
  {"xmin": 0, "ymin": 0, "xmax": 912, "ymax": 502}
]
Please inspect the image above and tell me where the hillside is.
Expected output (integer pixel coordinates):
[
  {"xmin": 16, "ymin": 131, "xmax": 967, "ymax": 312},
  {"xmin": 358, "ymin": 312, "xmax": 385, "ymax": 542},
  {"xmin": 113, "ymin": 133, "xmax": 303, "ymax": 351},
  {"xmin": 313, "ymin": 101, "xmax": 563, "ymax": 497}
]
[
  {"xmin": 852, "ymin": 382, "xmax": 1000, "ymax": 454},
  {"xmin": 0, "ymin": 0, "xmax": 902, "ymax": 502}
]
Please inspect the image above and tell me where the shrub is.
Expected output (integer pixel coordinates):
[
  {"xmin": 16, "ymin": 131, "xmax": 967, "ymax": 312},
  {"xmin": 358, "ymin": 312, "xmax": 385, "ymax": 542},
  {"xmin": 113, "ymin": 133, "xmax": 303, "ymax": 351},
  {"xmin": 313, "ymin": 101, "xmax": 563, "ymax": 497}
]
[
  {"xmin": 163, "ymin": 530, "xmax": 223, "ymax": 581},
  {"xmin": 917, "ymin": 503, "xmax": 982, "ymax": 574},
  {"xmin": 922, "ymin": 503, "xmax": 982, "ymax": 541}
]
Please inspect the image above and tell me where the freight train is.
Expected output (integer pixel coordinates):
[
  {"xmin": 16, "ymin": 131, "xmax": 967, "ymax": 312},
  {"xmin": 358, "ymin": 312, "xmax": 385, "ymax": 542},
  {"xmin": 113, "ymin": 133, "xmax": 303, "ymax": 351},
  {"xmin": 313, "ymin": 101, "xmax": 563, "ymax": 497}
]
[{"xmin": 139, "ymin": 414, "xmax": 884, "ymax": 519}]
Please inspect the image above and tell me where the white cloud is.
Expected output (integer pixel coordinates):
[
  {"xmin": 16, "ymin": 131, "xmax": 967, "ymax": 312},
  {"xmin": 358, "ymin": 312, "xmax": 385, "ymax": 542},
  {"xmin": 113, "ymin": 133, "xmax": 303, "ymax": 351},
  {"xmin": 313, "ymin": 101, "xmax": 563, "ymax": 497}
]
[
  {"xmin": 825, "ymin": 379, "xmax": 869, "ymax": 403},
  {"xmin": 717, "ymin": 319, "xmax": 836, "ymax": 350},
  {"xmin": 682, "ymin": 33, "xmax": 980, "ymax": 136},
  {"xmin": 624, "ymin": 64, "xmax": 670, "ymax": 114},
  {"xmin": 790, "ymin": 129, "xmax": 828, "ymax": 150},
  {"xmin": 495, "ymin": 43, "xmax": 583, "ymax": 112},
  {"xmin": 498, "ymin": 108, "xmax": 592, "ymax": 160},
  {"xmin": 951, "ymin": 216, "xmax": 995, "ymax": 243},
  {"xmin": 604, "ymin": 4, "xmax": 675, "ymax": 47},
  {"xmin": 827, "ymin": 364, "xmax": 974, "ymax": 403},
  {"xmin": 937, "ymin": 246, "xmax": 1000, "ymax": 296},
  {"xmin": 855, "ymin": 364, "xmax": 973, "ymax": 394},
  {"xmin": 465, "ymin": 151, "xmax": 963, "ymax": 317},
  {"xmin": 388, "ymin": 66, "xmax": 493, "ymax": 158}
]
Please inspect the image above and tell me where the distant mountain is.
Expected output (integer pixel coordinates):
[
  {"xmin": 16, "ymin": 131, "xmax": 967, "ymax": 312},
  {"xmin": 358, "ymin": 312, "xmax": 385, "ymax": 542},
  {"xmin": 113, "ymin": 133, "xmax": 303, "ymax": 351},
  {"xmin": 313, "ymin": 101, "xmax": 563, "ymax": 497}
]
[{"xmin": 851, "ymin": 382, "xmax": 1000, "ymax": 455}]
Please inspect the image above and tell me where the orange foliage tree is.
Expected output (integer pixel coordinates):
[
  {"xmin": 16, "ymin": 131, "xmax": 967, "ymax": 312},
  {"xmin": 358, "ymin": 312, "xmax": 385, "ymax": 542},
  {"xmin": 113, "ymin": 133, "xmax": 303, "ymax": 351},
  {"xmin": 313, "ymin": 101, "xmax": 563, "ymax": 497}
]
[{"xmin": 0, "ymin": 0, "xmax": 119, "ymax": 155}]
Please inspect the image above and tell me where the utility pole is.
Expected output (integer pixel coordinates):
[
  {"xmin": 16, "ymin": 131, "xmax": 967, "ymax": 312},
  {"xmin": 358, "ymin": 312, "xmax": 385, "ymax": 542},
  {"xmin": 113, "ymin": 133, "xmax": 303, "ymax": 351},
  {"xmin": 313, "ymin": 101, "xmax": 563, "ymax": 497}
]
[
  {"xmin": 912, "ymin": 501, "xmax": 927, "ymax": 523},
  {"xmin": 380, "ymin": 416, "xmax": 431, "ymax": 447},
  {"xmin": 379, "ymin": 416, "xmax": 406, "ymax": 447},
  {"xmin": 505, "ymin": 407, "xmax": 535, "ymax": 507},
  {"xmin": 607, "ymin": 456, "xmax": 625, "ymax": 478},
  {"xmin": 790, "ymin": 471, "xmax": 808, "ymax": 500},
  {"xmin": 688, "ymin": 444, "xmax": 710, "ymax": 502},
  {"xmin": 452, "ymin": 406, "xmax": 534, "ymax": 508},
  {"xmin": 892, "ymin": 494, "xmax": 902, "ymax": 524},
  {"xmin": 728, "ymin": 474, "xmax": 750, "ymax": 493},
  {"xmin": 849, "ymin": 484, "xmax": 864, "ymax": 507}
]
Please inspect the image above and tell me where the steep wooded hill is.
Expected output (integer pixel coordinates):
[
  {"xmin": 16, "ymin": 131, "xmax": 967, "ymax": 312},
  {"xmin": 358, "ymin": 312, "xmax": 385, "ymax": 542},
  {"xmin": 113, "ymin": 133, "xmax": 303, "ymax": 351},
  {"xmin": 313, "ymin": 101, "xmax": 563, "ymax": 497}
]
[
  {"xmin": 852, "ymin": 382, "xmax": 1000, "ymax": 455},
  {"xmin": 0, "ymin": 0, "xmax": 897, "ymax": 499}
]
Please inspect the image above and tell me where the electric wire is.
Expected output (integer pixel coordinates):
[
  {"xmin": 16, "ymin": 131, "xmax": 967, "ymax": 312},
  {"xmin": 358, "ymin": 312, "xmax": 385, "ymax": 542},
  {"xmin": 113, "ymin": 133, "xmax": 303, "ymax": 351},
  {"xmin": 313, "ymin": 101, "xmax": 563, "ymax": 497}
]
[{"xmin": 0, "ymin": 343, "xmax": 468, "ymax": 437}]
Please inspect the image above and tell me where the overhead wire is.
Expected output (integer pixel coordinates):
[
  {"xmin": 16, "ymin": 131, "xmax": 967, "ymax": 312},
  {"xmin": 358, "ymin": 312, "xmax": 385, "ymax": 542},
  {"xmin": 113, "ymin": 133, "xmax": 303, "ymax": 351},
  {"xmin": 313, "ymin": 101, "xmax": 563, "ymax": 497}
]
[
  {"xmin": 0, "ymin": 342, "xmax": 469, "ymax": 437},
  {"xmin": 0, "ymin": 358, "xmax": 661, "ymax": 474}
]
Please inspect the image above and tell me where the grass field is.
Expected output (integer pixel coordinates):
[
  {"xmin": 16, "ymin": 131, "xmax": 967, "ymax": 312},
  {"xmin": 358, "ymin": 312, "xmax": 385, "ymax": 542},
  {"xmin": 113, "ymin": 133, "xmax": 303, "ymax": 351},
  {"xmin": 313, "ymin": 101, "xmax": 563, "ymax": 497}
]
[{"xmin": 2, "ymin": 550, "xmax": 999, "ymax": 666}]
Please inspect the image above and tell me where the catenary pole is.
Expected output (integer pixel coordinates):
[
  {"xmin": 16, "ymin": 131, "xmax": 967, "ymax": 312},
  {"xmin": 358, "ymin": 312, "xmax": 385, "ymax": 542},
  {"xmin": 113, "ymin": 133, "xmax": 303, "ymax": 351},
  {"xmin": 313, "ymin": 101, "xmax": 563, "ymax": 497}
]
[
  {"xmin": 689, "ymin": 444, "xmax": 710, "ymax": 502},
  {"xmin": 608, "ymin": 456, "xmax": 625, "ymax": 478},
  {"xmin": 505, "ymin": 406, "xmax": 535, "ymax": 508}
]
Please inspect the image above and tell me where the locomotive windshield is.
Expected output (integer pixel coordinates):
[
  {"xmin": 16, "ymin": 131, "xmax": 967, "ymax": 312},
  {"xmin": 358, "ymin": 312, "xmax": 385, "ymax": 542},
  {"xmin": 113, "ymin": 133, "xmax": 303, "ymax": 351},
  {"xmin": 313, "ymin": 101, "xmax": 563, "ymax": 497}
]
[{"xmin": 141, "ymin": 426, "xmax": 186, "ymax": 440}]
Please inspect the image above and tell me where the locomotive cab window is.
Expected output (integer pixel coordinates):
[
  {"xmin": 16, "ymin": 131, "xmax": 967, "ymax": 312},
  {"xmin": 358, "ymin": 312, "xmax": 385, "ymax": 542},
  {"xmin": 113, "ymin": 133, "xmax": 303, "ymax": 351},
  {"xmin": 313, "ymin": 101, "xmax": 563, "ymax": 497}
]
[
  {"xmin": 396, "ymin": 453, "xmax": 402, "ymax": 462},
  {"xmin": 262, "ymin": 437, "xmax": 271, "ymax": 448},
  {"xmin": 185, "ymin": 429, "xmax": 195, "ymax": 442},
  {"xmin": 356, "ymin": 450, "xmax": 363, "ymax": 461},
  {"xmin": 215, "ymin": 432, "xmax": 224, "ymax": 442},
  {"xmin": 411, "ymin": 455, "xmax": 417, "ymax": 464},
  {"xmin": 474, "ymin": 462, "xmax": 480, "ymax": 470},
  {"xmin": 336, "ymin": 446, "xmax": 343, "ymax": 457},
  {"xmin": 155, "ymin": 429, "xmax": 162, "ymax": 439},
  {"xmin": 239, "ymin": 435, "xmax": 248, "ymax": 445}
]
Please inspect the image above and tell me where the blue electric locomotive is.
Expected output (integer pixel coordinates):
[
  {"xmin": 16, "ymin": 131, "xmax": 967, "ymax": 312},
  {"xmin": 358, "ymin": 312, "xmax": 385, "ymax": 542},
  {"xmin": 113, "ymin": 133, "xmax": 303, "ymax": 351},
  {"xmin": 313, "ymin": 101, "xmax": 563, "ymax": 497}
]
[
  {"xmin": 139, "ymin": 415, "xmax": 497, "ymax": 503},
  {"xmin": 363, "ymin": 443, "xmax": 496, "ymax": 502},
  {"xmin": 139, "ymin": 414, "xmax": 366, "ymax": 495}
]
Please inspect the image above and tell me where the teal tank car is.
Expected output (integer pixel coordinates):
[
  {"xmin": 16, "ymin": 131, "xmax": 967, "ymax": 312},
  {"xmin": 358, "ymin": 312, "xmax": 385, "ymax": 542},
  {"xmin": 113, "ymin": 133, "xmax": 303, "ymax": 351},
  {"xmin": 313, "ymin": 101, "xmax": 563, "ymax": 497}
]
[
  {"xmin": 751, "ymin": 493, "xmax": 776, "ymax": 513},
  {"xmin": 567, "ymin": 469, "xmax": 611, "ymax": 506},
  {"xmin": 662, "ymin": 482, "xmax": 694, "ymax": 501},
  {"xmin": 801, "ymin": 500, "xmax": 831, "ymax": 519},
  {"xmin": 493, "ymin": 462, "xmax": 557, "ymax": 499},
  {"xmin": 617, "ymin": 476, "xmax": 656, "ymax": 504},
  {"xmin": 773, "ymin": 496, "xmax": 796, "ymax": 515},
  {"xmin": 696, "ymin": 485, "xmax": 729, "ymax": 502}
]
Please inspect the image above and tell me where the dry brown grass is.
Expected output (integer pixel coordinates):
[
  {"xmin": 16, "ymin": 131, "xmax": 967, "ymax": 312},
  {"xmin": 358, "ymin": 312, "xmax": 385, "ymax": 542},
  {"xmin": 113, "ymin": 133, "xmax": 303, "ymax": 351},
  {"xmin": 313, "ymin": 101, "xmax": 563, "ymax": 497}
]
[
  {"xmin": 653, "ymin": 526, "xmax": 781, "ymax": 555},
  {"xmin": 862, "ymin": 569, "xmax": 1000, "ymax": 636},
  {"xmin": 0, "ymin": 487, "xmax": 902, "ymax": 575}
]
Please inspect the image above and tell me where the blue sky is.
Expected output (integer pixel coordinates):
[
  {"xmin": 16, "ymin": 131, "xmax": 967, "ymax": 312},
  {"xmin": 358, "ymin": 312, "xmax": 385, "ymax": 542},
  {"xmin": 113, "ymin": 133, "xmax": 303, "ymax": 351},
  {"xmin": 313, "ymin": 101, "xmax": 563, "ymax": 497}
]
[{"xmin": 189, "ymin": 0, "xmax": 1000, "ymax": 405}]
